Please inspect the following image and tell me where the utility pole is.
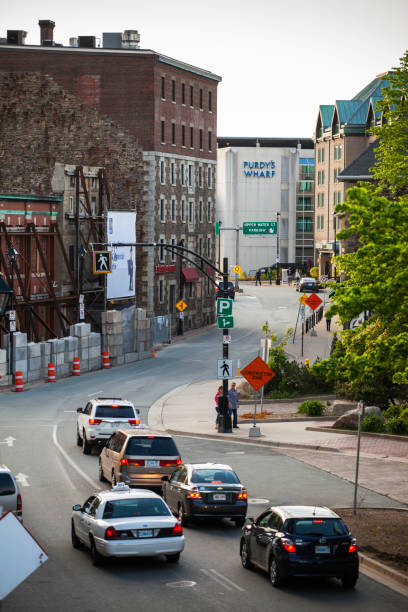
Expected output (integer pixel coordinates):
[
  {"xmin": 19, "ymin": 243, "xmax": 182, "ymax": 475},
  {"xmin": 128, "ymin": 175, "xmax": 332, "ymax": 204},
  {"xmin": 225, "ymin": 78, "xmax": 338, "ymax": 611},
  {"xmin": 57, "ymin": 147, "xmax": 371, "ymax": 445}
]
[
  {"xmin": 177, "ymin": 238, "xmax": 184, "ymax": 336},
  {"xmin": 218, "ymin": 256, "xmax": 232, "ymax": 434},
  {"xmin": 276, "ymin": 212, "xmax": 281, "ymax": 285}
]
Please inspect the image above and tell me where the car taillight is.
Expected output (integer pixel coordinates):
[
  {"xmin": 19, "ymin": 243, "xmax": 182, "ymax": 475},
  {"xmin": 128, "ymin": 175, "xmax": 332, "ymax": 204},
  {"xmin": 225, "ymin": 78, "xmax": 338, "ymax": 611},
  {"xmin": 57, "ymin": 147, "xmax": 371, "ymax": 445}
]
[
  {"xmin": 16, "ymin": 493, "xmax": 22, "ymax": 512},
  {"xmin": 104, "ymin": 526, "xmax": 120, "ymax": 540},
  {"xmin": 176, "ymin": 459, "xmax": 182, "ymax": 465},
  {"xmin": 120, "ymin": 458, "xmax": 144, "ymax": 466},
  {"xmin": 89, "ymin": 418, "xmax": 102, "ymax": 425},
  {"xmin": 238, "ymin": 489, "xmax": 247, "ymax": 499},
  {"xmin": 188, "ymin": 489, "xmax": 201, "ymax": 499},
  {"xmin": 160, "ymin": 460, "xmax": 179, "ymax": 466},
  {"xmin": 281, "ymin": 538, "xmax": 296, "ymax": 553},
  {"xmin": 128, "ymin": 419, "xmax": 140, "ymax": 425},
  {"xmin": 172, "ymin": 522, "xmax": 183, "ymax": 536},
  {"xmin": 348, "ymin": 544, "xmax": 357, "ymax": 553}
]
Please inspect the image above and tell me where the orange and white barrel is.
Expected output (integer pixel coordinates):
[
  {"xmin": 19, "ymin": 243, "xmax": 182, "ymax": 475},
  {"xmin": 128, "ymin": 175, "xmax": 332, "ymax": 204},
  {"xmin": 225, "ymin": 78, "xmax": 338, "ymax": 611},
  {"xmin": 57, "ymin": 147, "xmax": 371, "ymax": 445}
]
[
  {"xmin": 48, "ymin": 362, "xmax": 56, "ymax": 382},
  {"xmin": 72, "ymin": 357, "xmax": 80, "ymax": 376},
  {"xmin": 102, "ymin": 351, "xmax": 110, "ymax": 369},
  {"xmin": 15, "ymin": 371, "xmax": 24, "ymax": 392}
]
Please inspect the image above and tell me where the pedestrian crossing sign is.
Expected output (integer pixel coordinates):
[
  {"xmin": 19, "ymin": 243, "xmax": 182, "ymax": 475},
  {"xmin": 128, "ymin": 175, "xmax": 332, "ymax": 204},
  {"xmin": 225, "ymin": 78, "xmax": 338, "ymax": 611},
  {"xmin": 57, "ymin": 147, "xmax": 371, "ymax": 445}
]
[
  {"xmin": 93, "ymin": 251, "xmax": 112, "ymax": 274},
  {"xmin": 217, "ymin": 359, "xmax": 233, "ymax": 379}
]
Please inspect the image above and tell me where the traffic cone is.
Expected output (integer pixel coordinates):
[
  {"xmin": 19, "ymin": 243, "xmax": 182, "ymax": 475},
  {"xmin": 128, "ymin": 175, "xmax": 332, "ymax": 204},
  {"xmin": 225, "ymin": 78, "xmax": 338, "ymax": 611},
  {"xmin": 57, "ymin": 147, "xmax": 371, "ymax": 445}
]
[
  {"xmin": 15, "ymin": 371, "xmax": 24, "ymax": 392},
  {"xmin": 48, "ymin": 362, "xmax": 56, "ymax": 382},
  {"xmin": 72, "ymin": 357, "xmax": 80, "ymax": 376},
  {"xmin": 102, "ymin": 351, "xmax": 110, "ymax": 369}
]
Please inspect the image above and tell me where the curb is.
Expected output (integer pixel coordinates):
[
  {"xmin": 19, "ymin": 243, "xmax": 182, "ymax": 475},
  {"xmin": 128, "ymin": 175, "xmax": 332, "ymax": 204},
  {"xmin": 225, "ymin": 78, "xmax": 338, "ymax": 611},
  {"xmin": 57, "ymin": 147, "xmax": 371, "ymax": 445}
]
[
  {"xmin": 238, "ymin": 417, "xmax": 337, "ymax": 424},
  {"xmin": 306, "ymin": 426, "xmax": 408, "ymax": 443},
  {"xmin": 359, "ymin": 553, "xmax": 408, "ymax": 587}
]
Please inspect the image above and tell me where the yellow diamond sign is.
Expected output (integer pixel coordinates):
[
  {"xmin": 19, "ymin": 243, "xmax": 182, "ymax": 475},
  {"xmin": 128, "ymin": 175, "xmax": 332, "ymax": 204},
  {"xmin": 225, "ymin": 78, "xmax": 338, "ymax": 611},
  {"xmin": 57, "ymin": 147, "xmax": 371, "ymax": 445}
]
[
  {"xmin": 233, "ymin": 265, "xmax": 242, "ymax": 275},
  {"xmin": 299, "ymin": 294, "xmax": 308, "ymax": 306},
  {"xmin": 176, "ymin": 300, "xmax": 187, "ymax": 312}
]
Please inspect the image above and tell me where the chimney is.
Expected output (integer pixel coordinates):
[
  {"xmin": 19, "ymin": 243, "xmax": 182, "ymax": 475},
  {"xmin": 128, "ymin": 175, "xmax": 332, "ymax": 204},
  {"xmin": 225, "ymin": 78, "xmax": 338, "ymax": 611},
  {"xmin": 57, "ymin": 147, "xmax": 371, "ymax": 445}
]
[{"xmin": 39, "ymin": 20, "xmax": 55, "ymax": 45}]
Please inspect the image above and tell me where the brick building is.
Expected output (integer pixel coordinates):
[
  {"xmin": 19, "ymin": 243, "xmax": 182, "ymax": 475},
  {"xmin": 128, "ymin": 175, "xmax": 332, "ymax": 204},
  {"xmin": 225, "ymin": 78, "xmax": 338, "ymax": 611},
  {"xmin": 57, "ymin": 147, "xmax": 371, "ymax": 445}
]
[
  {"xmin": 313, "ymin": 74, "xmax": 388, "ymax": 277},
  {"xmin": 0, "ymin": 22, "xmax": 221, "ymax": 333}
]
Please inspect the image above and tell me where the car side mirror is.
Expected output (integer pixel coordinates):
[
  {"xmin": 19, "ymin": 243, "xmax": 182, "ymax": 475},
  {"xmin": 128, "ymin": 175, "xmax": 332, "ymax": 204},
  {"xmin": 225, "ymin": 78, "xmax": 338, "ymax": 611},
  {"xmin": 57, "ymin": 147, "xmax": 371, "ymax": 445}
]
[
  {"xmin": 76, "ymin": 407, "xmax": 82, "ymax": 413},
  {"xmin": 72, "ymin": 504, "xmax": 82, "ymax": 511},
  {"xmin": 161, "ymin": 475, "xmax": 169, "ymax": 482}
]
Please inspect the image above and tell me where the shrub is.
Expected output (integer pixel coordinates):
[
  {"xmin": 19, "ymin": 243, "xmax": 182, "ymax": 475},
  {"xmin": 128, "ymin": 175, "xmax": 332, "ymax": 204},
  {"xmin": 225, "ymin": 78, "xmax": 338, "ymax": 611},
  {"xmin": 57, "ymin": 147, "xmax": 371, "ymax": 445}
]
[
  {"xmin": 297, "ymin": 400, "xmax": 325, "ymax": 416},
  {"xmin": 400, "ymin": 407, "xmax": 408, "ymax": 422},
  {"xmin": 309, "ymin": 267, "xmax": 319, "ymax": 279},
  {"xmin": 383, "ymin": 405, "xmax": 402, "ymax": 419},
  {"xmin": 361, "ymin": 415, "xmax": 385, "ymax": 433},
  {"xmin": 385, "ymin": 417, "xmax": 408, "ymax": 435}
]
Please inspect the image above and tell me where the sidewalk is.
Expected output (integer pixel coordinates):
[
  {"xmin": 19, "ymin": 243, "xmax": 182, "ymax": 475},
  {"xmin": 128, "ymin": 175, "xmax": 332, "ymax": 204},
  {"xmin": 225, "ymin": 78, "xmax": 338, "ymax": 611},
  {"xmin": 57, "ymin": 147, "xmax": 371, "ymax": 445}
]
[{"xmin": 148, "ymin": 379, "xmax": 408, "ymax": 506}]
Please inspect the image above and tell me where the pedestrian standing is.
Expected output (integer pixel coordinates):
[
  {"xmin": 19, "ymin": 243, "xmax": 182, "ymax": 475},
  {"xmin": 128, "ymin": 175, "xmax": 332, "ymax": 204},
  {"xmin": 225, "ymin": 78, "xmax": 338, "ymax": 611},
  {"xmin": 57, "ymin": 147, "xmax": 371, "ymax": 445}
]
[
  {"xmin": 228, "ymin": 382, "xmax": 240, "ymax": 428},
  {"xmin": 268, "ymin": 268, "xmax": 273, "ymax": 285},
  {"xmin": 295, "ymin": 270, "xmax": 301, "ymax": 289},
  {"xmin": 287, "ymin": 268, "xmax": 292, "ymax": 286},
  {"xmin": 326, "ymin": 316, "xmax": 332, "ymax": 331},
  {"xmin": 214, "ymin": 385, "xmax": 223, "ymax": 429},
  {"xmin": 255, "ymin": 270, "xmax": 262, "ymax": 286}
]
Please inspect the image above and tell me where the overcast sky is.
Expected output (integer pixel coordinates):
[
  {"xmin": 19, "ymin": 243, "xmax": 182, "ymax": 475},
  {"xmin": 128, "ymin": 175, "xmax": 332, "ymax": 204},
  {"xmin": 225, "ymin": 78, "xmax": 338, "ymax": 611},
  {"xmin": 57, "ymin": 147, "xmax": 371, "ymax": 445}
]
[{"xmin": 1, "ymin": 0, "xmax": 407, "ymax": 139}]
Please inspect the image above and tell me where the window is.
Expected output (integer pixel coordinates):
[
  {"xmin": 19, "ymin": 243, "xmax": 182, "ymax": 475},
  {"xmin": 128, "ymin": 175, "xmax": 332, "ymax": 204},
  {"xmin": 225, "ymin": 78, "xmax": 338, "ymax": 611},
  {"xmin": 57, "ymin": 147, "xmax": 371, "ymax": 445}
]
[
  {"xmin": 69, "ymin": 195, "xmax": 74, "ymax": 214},
  {"xmin": 208, "ymin": 130, "xmax": 212, "ymax": 151},
  {"xmin": 160, "ymin": 197, "xmax": 165, "ymax": 222},
  {"xmin": 181, "ymin": 124, "xmax": 186, "ymax": 147},
  {"xmin": 171, "ymin": 122, "xmax": 176, "ymax": 145},
  {"xmin": 317, "ymin": 193, "xmax": 325, "ymax": 208},
  {"xmin": 297, "ymin": 197, "xmax": 312, "ymax": 210},
  {"xmin": 199, "ymin": 88, "xmax": 203, "ymax": 109},
  {"xmin": 181, "ymin": 163, "xmax": 185, "ymax": 186},
  {"xmin": 172, "ymin": 79, "xmax": 176, "ymax": 102},
  {"xmin": 171, "ymin": 198, "xmax": 176, "ymax": 221},
  {"xmin": 318, "ymin": 149, "xmax": 321, "ymax": 163},
  {"xmin": 199, "ymin": 129, "xmax": 203, "ymax": 150},
  {"xmin": 190, "ymin": 85, "xmax": 194, "ymax": 106},
  {"xmin": 181, "ymin": 83, "xmax": 185, "ymax": 105},
  {"xmin": 207, "ymin": 166, "xmax": 212, "ymax": 188},
  {"xmin": 160, "ymin": 160, "xmax": 165, "ymax": 184},
  {"xmin": 91, "ymin": 196, "xmax": 96, "ymax": 216},
  {"xmin": 70, "ymin": 174, "xmax": 75, "ymax": 187},
  {"xmin": 188, "ymin": 282, "xmax": 193, "ymax": 298},
  {"xmin": 159, "ymin": 279, "xmax": 164, "ymax": 302},
  {"xmin": 159, "ymin": 237, "xmax": 165, "ymax": 262},
  {"xmin": 199, "ymin": 200, "xmax": 203, "ymax": 222},
  {"xmin": 171, "ymin": 162, "xmax": 176, "ymax": 185},
  {"xmin": 208, "ymin": 90, "xmax": 212, "ymax": 112},
  {"xmin": 161, "ymin": 76, "xmax": 165, "ymax": 99},
  {"xmin": 199, "ymin": 166, "xmax": 203, "ymax": 187},
  {"xmin": 322, "ymin": 148, "xmax": 325, "ymax": 162},
  {"xmin": 188, "ymin": 164, "xmax": 193, "ymax": 187},
  {"xmin": 199, "ymin": 237, "xmax": 203, "ymax": 255},
  {"xmin": 334, "ymin": 145, "xmax": 338, "ymax": 161},
  {"xmin": 207, "ymin": 236, "xmax": 211, "ymax": 257},
  {"xmin": 190, "ymin": 126, "xmax": 194, "ymax": 148},
  {"xmin": 334, "ymin": 168, "xmax": 339, "ymax": 184},
  {"xmin": 297, "ymin": 218, "xmax": 313, "ymax": 231},
  {"xmin": 338, "ymin": 145, "xmax": 342, "ymax": 160},
  {"xmin": 322, "ymin": 170, "xmax": 325, "ymax": 184},
  {"xmin": 188, "ymin": 200, "xmax": 194, "ymax": 223},
  {"xmin": 169, "ymin": 284, "xmax": 175, "ymax": 312},
  {"xmin": 207, "ymin": 199, "xmax": 212, "ymax": 222},
  {"xmin": 171, "ymin": 238, "xmax": 176, "ymax": 261},
  {"xmin": 299, "ymin": 181, "xmax": 311, "ymax": 191},
  {"xmin": 181, "ymin": 199, "xmax": 186, "ymax": 222},
  {"xmin": 91, "ymin": 177, "xmax": 97, "ymax": 188},
  {"xmin": 161, "ymin": 120, "xmax": 165, "ymax": 143}
]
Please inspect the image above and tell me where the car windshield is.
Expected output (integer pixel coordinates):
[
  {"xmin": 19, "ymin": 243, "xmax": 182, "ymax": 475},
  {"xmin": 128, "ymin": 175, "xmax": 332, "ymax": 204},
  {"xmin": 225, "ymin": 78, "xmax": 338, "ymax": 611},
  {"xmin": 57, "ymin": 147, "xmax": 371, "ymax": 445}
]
[
  {"xmin": 102, "ymin": 498, "xmax": 171, "ymax": 519},
  {"xmin": 286, "ymin": 518, "xmax": 348, "ymax": 536},
  {"xmin": 95, "ymin": 405, "xmax": 135, "ymax": 418},
  {"xmin": 125, "ymin": 436, "xmax": 179, "ymax": 457},
  {"xmin": 191, "ymin": 469, "xmax": 239, "ymax": 484},
  {"xmin": 218, "ymin": 282, "xmax": 233, "ymax": 289},
  {"xmin": 0, "ymin": 474, "xmax": 15, "ymax": 496}
]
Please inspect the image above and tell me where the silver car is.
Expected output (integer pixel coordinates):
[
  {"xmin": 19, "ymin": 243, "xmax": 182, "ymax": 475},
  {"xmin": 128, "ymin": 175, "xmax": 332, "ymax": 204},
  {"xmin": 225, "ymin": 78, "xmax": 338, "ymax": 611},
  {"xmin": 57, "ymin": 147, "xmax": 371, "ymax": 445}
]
[
  {"xmin": 71, "ymin": 483, "xmax": 184, "ymax": 566},
  {"xmin": 0, "ymin": 466, "xmax": 22, "ymax": 521}
]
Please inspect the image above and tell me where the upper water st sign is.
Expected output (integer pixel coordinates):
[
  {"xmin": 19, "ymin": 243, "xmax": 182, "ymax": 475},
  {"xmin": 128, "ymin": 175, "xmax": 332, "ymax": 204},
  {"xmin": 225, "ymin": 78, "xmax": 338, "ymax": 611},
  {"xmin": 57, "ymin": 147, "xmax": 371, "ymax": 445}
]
[{"xmin": 243, "ymin": 222, "xmax": 277, "ymax": 235}]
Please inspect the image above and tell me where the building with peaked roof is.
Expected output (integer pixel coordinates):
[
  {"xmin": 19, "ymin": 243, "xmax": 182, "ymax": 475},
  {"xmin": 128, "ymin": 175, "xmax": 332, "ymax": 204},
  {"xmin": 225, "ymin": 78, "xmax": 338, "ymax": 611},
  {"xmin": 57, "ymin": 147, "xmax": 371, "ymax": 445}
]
[{"xmin": 313, "ymin": 73, "xmax": 389, "ymax": 278}]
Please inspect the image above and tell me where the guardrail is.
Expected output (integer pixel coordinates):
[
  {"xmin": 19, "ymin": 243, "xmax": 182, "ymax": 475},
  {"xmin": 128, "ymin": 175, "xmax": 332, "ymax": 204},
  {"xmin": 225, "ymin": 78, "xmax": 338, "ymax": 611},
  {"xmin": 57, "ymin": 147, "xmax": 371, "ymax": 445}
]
[{"xmin": 305, "ymin": 305, "xmax": 323, "ymax": 333}]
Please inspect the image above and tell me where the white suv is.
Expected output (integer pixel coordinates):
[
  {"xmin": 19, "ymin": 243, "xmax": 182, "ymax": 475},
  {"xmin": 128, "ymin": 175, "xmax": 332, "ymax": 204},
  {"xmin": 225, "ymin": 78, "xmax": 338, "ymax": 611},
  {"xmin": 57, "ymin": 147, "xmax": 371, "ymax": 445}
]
[
  {"xmin": 76, "ymin": 398, "xmax": 141, "ymax": 455},
  {"xmin": 0, "ymin": 466, "xmax": 22, "ymax": 521}
]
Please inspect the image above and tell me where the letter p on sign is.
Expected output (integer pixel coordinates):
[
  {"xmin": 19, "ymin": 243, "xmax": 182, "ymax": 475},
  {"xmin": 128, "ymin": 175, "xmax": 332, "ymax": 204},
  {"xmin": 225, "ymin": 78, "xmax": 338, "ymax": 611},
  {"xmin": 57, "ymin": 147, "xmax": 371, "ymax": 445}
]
[{"xmin": 216, "ymin": 298, "xmax": 233, "ymax": 316}]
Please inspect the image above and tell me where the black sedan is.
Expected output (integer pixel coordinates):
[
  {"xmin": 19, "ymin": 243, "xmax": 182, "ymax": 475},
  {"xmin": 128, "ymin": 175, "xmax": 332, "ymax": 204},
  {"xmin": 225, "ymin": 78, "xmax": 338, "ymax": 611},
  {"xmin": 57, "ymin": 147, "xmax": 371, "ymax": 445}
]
[
  {"xmin": 162, "ymin": 463, "xmax": 247, "ymax": 527},
  {"xmin": 216, "ymin": 281, "xmax": 235, "ymax": 300},
  {"xmin": 240, "ymin": 505, "xmax": 359, "ymax": 588}
]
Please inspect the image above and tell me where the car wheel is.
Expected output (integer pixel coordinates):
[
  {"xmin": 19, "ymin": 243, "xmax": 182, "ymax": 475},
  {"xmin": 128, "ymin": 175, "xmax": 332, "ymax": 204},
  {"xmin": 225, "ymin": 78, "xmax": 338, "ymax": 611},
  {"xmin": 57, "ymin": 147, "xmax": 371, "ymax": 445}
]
[
  {"xmin": 71, "ymin": 520, "xmax": 82, "ymax": 550},
  {"xmin": 240, "ymin": 540, "xmax": 253, "ymax": 569},
  {"xmin": 166, "ymin": 552, "xmax": 180, "ymax": 563},
  {"xmin": 98, "ymin": 461, "xmax": 106, "ymax": 482},
  {"xmin": 234, "ymin": 517, "xmax": 246, "ymax": 528},
  {"xmin": 90, "ymin": 537, "xmax": 104, "ymax": 567},
  {"xmin": 178, "ymin": 504, "xmax": 189, "ymax": 527},
  {"xmin": 269, "ymin": 557, "xmax": 284, "ymax": 588},
  {"xmin": 82, "ymin": 431, "xmax": 92, "ymax": 455},
  {"xmin": 76, "ymin": 427, "xmax": 82, "ymax": 447},
  {"xmin": 111, "ymin": 471, "xmax": 117, "ymax": 486},
  {"xmin": 341, "ymin": 572, "xmax": 358, "ymax": 588}
]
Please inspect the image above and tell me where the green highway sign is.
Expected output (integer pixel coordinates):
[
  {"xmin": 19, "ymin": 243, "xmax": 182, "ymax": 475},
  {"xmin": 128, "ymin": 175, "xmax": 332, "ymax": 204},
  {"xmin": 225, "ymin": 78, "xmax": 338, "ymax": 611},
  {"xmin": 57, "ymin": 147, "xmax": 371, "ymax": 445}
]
[
  {"xmin": 216, "ymin": 298, "xmax": 233, "ymax": 316},
  {"xmin": 243, "ymin": 222, "xmax": 277, "ymax": 235},
  {"xmin": 217, "ymin": 316, "xmax": 234, "ymax": 329}
]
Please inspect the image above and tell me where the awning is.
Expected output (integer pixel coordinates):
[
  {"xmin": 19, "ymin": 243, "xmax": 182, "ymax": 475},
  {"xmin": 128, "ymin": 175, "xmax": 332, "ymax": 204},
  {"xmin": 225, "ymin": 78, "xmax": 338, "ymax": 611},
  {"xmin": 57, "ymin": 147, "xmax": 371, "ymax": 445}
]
[
  {"xmin": 206, "ymin": 266, "xmax": 214, "ymax": 276},
  {"xmin": 182, "ymin": 267, "xmax": 199, "ymax": 282}
]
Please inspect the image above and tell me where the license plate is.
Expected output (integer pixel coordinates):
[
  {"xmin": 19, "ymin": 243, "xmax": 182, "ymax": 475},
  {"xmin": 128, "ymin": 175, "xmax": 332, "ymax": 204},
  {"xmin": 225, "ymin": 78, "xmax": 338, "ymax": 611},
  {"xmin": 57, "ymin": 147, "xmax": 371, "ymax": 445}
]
[
  {"xmin": 213, "ymin": 494, "xmax": 226, "ymax": 501},
  {"xmin": 145, "ymin": 460, "xmax": 159, "ymax": 467},
  {"xmin": 315, "ymin": 545, "xmax": 330, "ymax": 554},
  {"xmin": 138, "ymin": 529, "xmax": 153, "ymax": 538}
]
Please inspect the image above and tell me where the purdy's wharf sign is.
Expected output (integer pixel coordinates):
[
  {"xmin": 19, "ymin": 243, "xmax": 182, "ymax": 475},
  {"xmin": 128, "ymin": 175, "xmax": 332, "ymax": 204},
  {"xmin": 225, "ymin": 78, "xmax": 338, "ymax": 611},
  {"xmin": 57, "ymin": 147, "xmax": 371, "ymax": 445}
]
[{"xmin": 243, "ymin": 161, "xmax": 276, "ymax": 178}]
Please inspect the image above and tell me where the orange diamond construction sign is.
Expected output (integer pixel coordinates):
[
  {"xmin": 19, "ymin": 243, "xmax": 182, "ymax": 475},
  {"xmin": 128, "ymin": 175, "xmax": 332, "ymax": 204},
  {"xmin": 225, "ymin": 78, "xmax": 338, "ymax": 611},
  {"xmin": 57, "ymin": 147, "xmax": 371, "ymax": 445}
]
[
  {"xmin": 305, "ymin": 293, "xmax": 322, "ymax": 311},
  {"xmin": 240, "ymin": 356, "xmax": 275, "ymax": 392}
]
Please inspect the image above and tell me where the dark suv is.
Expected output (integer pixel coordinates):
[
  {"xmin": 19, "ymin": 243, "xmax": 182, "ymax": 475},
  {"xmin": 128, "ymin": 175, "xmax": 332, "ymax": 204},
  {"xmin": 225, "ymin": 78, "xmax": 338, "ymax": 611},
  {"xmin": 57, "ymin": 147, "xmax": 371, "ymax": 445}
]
[
  {"xmin": 240, "ymin": 505, "xmax": 358, "ymax": 588},
  {"xmin": 216, "ymin": 281, "xmax": 235, "ymax": 300}
]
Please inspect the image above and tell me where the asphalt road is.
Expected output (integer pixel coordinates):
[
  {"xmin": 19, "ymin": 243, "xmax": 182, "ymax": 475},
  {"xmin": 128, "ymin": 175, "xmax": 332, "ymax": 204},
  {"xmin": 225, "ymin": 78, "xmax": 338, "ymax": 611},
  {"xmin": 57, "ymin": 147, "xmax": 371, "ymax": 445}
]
[{"xmin": 1, "ymin": 287, "xmax": 406, "ymax": 609}]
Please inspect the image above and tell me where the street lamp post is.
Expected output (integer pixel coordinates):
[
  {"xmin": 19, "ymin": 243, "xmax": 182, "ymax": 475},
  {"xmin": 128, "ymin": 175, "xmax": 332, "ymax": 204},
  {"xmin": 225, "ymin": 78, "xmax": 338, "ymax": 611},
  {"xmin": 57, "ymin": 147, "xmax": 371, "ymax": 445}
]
[
  {"xmin": 333, "ymin": 214, "xmax": 338, "ymax": 282},
  {"xmin": 7, "ymin": 247, "xmax": 18, "ymax": 383},
  {"xmin": 275, "ymin": 212, "xmax": 281, "ymax": 285}
]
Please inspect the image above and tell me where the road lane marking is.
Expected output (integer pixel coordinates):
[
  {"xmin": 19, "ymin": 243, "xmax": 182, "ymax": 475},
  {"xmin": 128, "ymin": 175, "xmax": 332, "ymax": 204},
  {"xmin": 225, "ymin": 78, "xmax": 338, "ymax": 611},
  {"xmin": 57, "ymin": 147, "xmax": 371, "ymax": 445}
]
[
  {"xmin": 0, "ymin": 436, "xmax": 16, "ymax": 447},
  {"xmin": 15, "ymin": 473, "xmax": 30, "ymax": 487},
  {"xmin": 52, "ymin": 424, "xmax": 99, "ymax": 489},
  {"xmin": 225, "ymin": 451, "xmax": 245, "ymax": 455},
  {"xmin": 200, "ymin": 569, "xmax": 232, "ymax": 591},
  {"xmin": 166, "ymin": 581, "xmax": 197, "ymax": 588},
  {"xmin": 209, "ymin": 569, "xmax": 245, "ymax": 592},
  {"xmin": 88, "ymin": 390, "xmax": 103, "ymax": 397},
  {"xmin": 55, "ymin": 452, "xmax": 76, "ymax": 490},
  {"xmin": 64, "ymin": 410, "xmax": 76, "ymax": 413},
  {"xmin": 248, "ymin": 498, "xmax": 270, "ymax": 504}
]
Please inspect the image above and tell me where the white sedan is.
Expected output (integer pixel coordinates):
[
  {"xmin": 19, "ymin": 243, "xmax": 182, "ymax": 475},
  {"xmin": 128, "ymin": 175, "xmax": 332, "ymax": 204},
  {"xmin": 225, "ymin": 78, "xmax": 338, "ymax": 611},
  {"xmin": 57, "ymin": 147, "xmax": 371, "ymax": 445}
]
[{"xmin": 71, "ymin": 483, "xmax": 184, "ymax": 566}]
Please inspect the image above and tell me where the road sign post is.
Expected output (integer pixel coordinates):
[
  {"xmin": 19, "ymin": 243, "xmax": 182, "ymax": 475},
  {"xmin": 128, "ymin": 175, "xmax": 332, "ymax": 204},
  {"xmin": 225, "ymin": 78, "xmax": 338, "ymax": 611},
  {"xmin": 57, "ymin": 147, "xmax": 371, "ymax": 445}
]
[
  {"xmin": 218, "ymin": 256, "xmax": 232, "ymax": 434},
  {"xmin": 240, "ymin": 356, "xmax": 275, "ymax": 438}
]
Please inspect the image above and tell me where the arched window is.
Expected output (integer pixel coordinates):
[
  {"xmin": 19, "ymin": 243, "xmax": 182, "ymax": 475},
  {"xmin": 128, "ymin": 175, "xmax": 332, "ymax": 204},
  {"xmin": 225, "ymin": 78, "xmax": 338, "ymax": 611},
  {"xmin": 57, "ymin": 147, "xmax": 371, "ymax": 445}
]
[
  {"xmin": 332, "ymin": 109, "xmax": 340, "ymax": 135},
  {"xmin": 316, "ymin": 115, "xmax": 323, "ymax": 139}
]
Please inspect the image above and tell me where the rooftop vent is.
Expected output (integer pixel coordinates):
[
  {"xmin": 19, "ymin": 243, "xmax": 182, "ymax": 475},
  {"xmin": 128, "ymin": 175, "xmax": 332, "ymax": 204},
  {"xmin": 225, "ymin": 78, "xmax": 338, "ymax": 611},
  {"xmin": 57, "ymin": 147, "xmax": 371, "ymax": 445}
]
[
  {"xmin": 78, "ymin": 36, "xmax": 96, "ymax": 48},
  {"xmin": 38, "ymin": 20, "xmax": 55, "ymax": 45},
  {"xmin": 103, "ymin": 32, "xmax": 122, "ymax": 49},
  {"xmin": 122, "ymin": 30, "xmax": 140, "ymax": 49},
  {"xmin": 7, "ymin": 30, "xmax": 27, "ymax": 45}
]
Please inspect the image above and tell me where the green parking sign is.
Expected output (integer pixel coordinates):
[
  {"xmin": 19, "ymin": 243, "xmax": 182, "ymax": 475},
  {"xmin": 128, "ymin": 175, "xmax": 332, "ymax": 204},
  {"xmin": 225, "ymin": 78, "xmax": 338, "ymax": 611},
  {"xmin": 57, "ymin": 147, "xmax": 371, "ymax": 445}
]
[
  {"xmin": 216, "ymin": 298, "xmax": 233, "ymax": 316},
  {"xmin": 217, "ymin": 316, "xmax": 234, "ymax": 329}
]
